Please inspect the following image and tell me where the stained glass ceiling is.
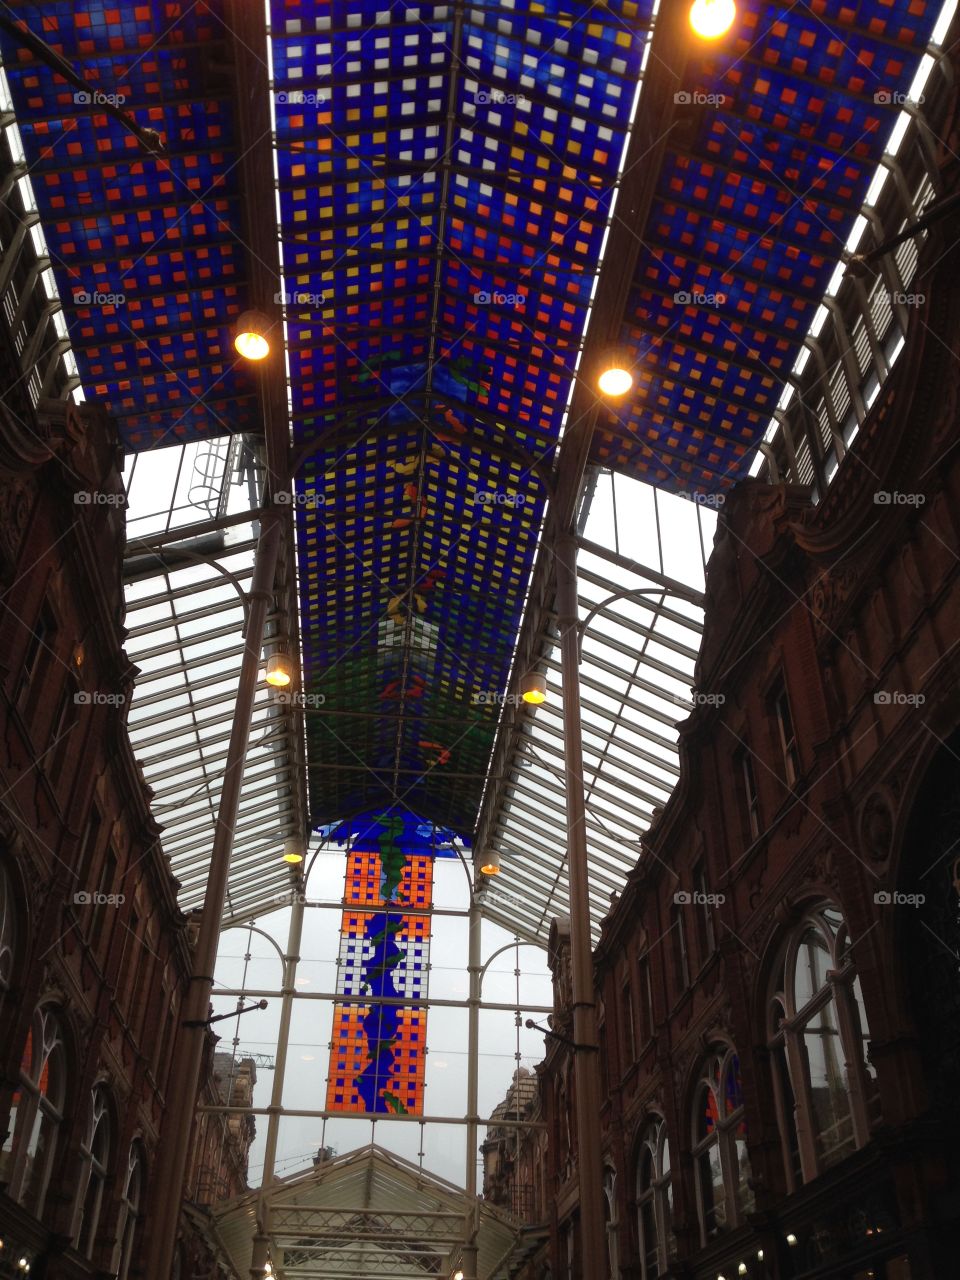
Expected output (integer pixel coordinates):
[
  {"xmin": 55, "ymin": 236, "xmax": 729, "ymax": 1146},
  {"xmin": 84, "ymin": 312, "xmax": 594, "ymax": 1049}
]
[
  {"xmin": 273, "ymin": 0, "xmax": 653, "ymax": 834},
  {"xmin": 0, "ymin": 0, "xmax": 948, "ymax": 849},
  {"xmin": 591, "ymin": 0, "xmax": 944, "ymax": 492},
  {"xmin": 0, "ymin": 2, "xmax": 258, "ymax": 449}
]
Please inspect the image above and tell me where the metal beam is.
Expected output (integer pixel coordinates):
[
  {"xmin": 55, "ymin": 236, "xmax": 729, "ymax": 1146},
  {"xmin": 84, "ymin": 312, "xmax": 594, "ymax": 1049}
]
[{"xmin": 146, "ymin": 511, "xmax": 283, "ymax": 1280}]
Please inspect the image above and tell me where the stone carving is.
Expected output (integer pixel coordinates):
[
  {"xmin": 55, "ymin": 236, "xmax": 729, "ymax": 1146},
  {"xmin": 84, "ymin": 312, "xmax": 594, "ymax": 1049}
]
[
  {"xmin": 0, "ymin": 475, "xmax": 34, "ymax": 574},
  {"xmin": 860, "ymin": 792, "xmax": 893, "ymax": 865},
  {"xmin": 810, "ymin": 562, "xmax": 860, "ymax": 641}
]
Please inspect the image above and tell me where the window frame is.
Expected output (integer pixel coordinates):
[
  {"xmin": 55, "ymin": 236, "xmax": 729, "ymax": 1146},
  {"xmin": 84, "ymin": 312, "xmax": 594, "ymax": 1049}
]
[
  {"xmin": 693, "ymin": 861, "xmax": 716, "ymax": 961},
  {"xmin": 72, "ymin": 1083, "xmax": 111, "ymax": 1257},
  {"xmin": 637, "ymin": 954, "xmax": 654, "ymax": 1045},
  {"xmin": 737, "ymin": 748, "xmax": 761, "ymax": 841},
  {"xmin": 621, "ymin": 978, "xmax": 636, "ymax": 1066},
  {"xmin": 770, "ymin": 678, "xmax": 800, "ymax": 788},
  {"xmin": 603, "ymin": 1164, "xmax": 620, "ymax": 1280},
  {"xmin": 671, "ymin": 905, "xmax": 689, "ymax": 993},
  {"xmin": 767, "ymin": 904, "xmax": 877, "ymax": 1187},
  {"xmin": 635, "ymin": 1116, "xmax": 673, "ymax": 1280},
  {"xmin": 2, "ymin": 1005, "xmax": 67, "ymax": 1217},
  {"xmin": 691, "ymin": 1046, "xmax": 754, "ymax": 1245},
  {"xmin": 115, "ymin": 1141, "xmax": 144, "ymax": 1280},
  {"xmin": 0, "ymin": 860, "xmax": 18, "ymax": 993}
]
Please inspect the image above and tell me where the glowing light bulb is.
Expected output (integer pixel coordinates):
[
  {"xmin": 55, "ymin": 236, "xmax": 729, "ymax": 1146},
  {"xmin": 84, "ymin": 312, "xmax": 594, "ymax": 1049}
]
[{"xmin": 690, "ymin": 0, "xmax": 736, "ymax": 37}]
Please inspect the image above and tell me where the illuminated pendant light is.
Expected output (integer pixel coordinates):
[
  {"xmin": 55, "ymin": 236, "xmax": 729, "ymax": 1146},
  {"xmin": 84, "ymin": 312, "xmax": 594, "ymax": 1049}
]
[
  {"xmin": 596, "ymin": 350, "xmax": 634, "ymax": 398},
  {"xmin": 689, "ymin": 0, "xmax": 736, "ymax": 38},
  {"xmin": 265, "ymin": 653, "xmax": 293, "ymax": 688},
  {"xmin": 479, "ymin": 851, "xmax": 501, "ymax": 876},
  {"xmin": 234, "ymin": 309, "xmax": 272, "ymax": 361},
  {"xmin": 282, "ymin": 839, "xmax": 304, "ymax": 865},
  {"xmin": 521, "ymin": 671, "xmax": 547, "ymax": 705}
]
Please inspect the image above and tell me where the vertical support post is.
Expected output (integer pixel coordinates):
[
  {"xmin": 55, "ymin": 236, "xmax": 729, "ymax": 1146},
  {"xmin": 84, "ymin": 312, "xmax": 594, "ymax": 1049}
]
[
  {"xmin": 260, "ymin": 888, "xmax": 306, "ymax": 1185},
  {"xmin": 555, "ymin": 529, "xmax": 607, "ymax": 1275},
  {"xmin": 249, "ymin": 1233, "xmax": 269, "ymax": 1279},
  {"xmin": 462, "ymin": 889, "xmax": 482, "ymax": 1280},
  {"xmin": 146, "ymin": 511, "xmax": 283, "ymax": 1280}
]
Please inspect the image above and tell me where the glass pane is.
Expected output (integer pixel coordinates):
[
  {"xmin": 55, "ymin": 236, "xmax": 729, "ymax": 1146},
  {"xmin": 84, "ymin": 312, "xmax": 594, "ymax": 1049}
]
[
  {"xmin": 725, "ymin": 1055, "xmax": 745, "ymax": 1116},
  {"xmin": 851, "ymin": 975, "xmax": 881, "ymax": 1123},
  {"xmin": 20, "ymin": 1108, "xmax": 55, "ymax": 1215},
  {"xmin": 774, "ymin": 1042, "xmax": 802, "ymax": 1182},
  {"xmin": 697, "ymin": 1084, "xmax": 719, "ymax": 1141},
  {"xmin": 640, "ymin": 1199, "xmax": 659, "ymax": 1278},
  {"xmin": 802, "ymin": 995, "xmax": 855, "ymax": 1166},
  {"xmin": 639, "ymin": 1145, "xmax": 653, "ymax": 1192},
  {"xmin": 735, "ymin": 1136, "xmax": 754, "ymax": 1213},
  {"xmin": 795, "ymin": 930, "xmax": 830, "ymax": 1008},
  {"xmin": 698, "ymin": 1143, "xmax": 725, "ymax": 1235}
]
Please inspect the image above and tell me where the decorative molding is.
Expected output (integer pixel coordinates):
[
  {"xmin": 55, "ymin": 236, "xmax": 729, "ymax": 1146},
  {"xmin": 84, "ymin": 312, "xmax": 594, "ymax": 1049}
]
[{"xmin": 860, "ymin": 792, "xmax": 894, "ymax": 866}]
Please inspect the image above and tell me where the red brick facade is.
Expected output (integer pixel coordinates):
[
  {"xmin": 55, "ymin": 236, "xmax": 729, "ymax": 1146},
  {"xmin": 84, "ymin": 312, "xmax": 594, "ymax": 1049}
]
[
  {"xmin": 509, "ymin": 170, "xmax": 960, "ymax": 1280},
  {"xmin": 0, "ymin": 396, "xmax": 251, "ymax": 1277}
]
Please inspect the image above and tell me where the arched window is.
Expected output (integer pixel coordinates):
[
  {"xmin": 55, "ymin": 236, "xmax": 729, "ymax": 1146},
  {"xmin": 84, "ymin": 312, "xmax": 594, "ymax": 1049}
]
[
  {"xmin": 692, "ymin": 1046, "xmax": 754, "ymax": 1244},
  {"xmin": 603, "ymin": 1165, "xmax": 619, "ymax": 1280},
  {"xmin": 0, "ymin": 1006, "xmax": 66, "ymax": 1216},
  {"xmin": 0, "ymin": 861, "xmax": 17, "ymax": 993},
  {"xmin": 767, "ymin": 903, "xmax": 878, "ymax": 1186},
  {"xmin": 73, "ymin": 1085, "xmax": 111, "ymax": 1257},
  {"xmin": 115, "ymin": 1142, "xmax": 144, "ymax": 1280},
  {"xmin": 635, "ymin": 1117, "xmax": 673, "ymax": 1279}
]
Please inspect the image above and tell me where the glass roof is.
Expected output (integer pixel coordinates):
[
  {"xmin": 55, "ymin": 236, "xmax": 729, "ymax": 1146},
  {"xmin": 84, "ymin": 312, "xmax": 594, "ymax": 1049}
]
[
  {"xmin": 122, "ymin": 437, "xmax": 307, "ymax": 922},
  {"xmin": 0, "ymin": 0, "xmax": 955, "ymax": 1263}
]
